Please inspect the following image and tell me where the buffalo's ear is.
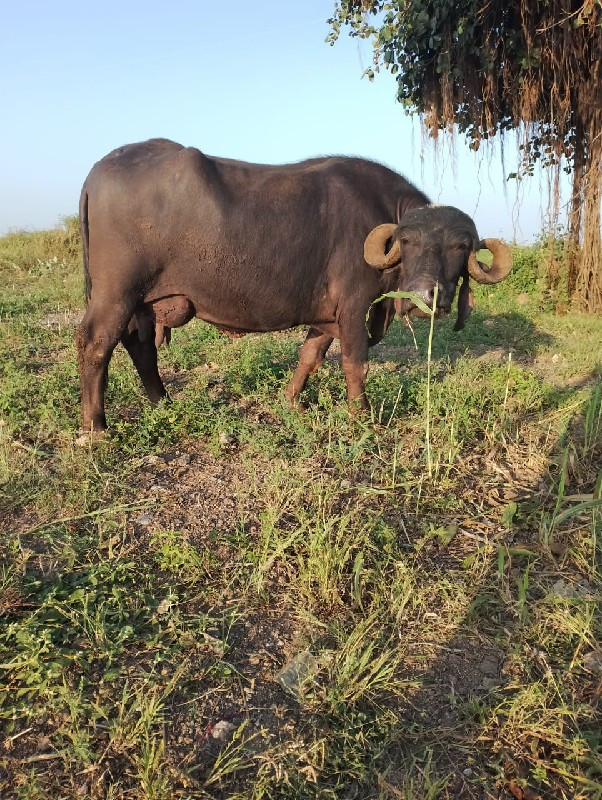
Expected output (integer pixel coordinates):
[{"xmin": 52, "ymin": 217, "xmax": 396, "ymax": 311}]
[{"xmin": 453, "ymin": 276, "xmax": 474, "ymax": 332}]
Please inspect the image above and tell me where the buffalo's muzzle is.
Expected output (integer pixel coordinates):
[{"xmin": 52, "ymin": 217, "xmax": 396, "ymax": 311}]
[{"xmin": 397, "ymin": 281, "xmax": 452, "ymax": 318}]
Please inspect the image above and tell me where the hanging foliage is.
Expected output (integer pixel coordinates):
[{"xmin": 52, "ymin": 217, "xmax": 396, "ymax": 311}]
[{"xmin": 328, "ymin": 0, "xmax": 602, "ymax": 311}]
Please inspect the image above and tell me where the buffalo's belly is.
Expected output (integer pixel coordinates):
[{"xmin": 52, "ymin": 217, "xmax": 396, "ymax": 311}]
[
  {"xmin": 193, "ymin": 305, "xmax": 319, "ymax": 334},
  {"xmin": 145, "ymin": 273, "xmax": 336, "ymax": 334}
]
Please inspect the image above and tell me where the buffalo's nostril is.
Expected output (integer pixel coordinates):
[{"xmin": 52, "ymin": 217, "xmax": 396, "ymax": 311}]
[
  {"xmin": 416, "ymin": 284, "xmax": 451, "ymax": 313},
  {"xmin": 420, "ymin": 285, "xmax": 438, "ymax": 307},
  {"xmin": 430, "ymin": 284, "xmax": 450, "ymax": 308}
]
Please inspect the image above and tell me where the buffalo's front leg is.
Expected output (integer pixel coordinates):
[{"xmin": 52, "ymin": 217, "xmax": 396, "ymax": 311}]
[
  {"xmin": 284, "ymin": 327, "xmax": 333, "ymax": 407},
  {"xmin": 76, "ymin": 301, "xmax": 134, "ymax": 432},
  {"xmin": 339, "ymin": 316, "xmax": 370, "ymax": 412},
  {"xmin": 120, "ymin": 329, "xmax": 168, "ymax": 405}
]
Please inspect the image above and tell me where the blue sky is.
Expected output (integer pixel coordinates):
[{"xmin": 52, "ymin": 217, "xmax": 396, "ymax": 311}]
[{"xmin": 1, "ymin": 0, "xmax": 559, "ymax": 241}]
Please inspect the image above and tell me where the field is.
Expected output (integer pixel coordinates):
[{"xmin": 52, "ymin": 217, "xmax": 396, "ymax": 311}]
[{"xmin": 0, "ymin": 219, "xmax": 601, "ymax": 800}]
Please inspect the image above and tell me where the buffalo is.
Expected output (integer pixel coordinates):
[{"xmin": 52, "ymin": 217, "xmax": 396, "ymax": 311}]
[{"xmin": 76, "ymin": 138, "xmax": 512, "ymax": 432}]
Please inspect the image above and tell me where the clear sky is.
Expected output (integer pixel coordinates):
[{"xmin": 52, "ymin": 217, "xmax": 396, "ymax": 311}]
[{"xmin": 1, "ymin": 0, "xmax": 560, "ymax": 241}]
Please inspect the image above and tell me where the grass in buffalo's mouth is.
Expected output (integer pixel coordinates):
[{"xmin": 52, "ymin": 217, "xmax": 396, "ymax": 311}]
[{"xmin": 1, "ymin": 227, "xmax": 601, "ymax": 800}]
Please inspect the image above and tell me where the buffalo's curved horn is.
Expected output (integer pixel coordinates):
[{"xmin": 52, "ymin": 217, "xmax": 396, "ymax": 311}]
[
  {"xmin": 467, "ymin": 238, "xmax": 513, "ymax": 284},
  {"xmin": 364, "ymin": 224, "xmax": 402, "ymax": 269}
]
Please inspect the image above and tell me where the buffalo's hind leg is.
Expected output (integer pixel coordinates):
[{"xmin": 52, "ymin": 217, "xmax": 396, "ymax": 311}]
[
  {"xmin": 120, "ymin": 328, "xmax": 168, "ymax": 406},
  {"xmin": 77, "ymin": 299, "xmax": 136, "ymax": 433},
  {"xmin": 285, "ymin": 327, "xmax": 333, "ymax": 408}
]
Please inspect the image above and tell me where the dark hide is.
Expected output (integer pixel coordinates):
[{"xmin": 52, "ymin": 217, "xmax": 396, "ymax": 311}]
[{"xmin": 76, "ymin": 139, "xmax": 494, "ymax": 431}]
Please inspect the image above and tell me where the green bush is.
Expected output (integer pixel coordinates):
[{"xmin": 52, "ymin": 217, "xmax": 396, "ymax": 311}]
[{"xmin": 0, "ymin": 216, "xmax": 81, "ymax": 271}]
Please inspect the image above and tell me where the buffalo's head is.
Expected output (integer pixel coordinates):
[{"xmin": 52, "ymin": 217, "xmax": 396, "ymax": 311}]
[{"xmin": 363, "ymin": 206, "xmax": 512, "ymax": 330}]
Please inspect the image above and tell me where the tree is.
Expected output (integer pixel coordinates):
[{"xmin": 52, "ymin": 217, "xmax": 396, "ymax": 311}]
[{"xmin": 328, "ymin": 0, "xmax": 602, "ymax": 311}]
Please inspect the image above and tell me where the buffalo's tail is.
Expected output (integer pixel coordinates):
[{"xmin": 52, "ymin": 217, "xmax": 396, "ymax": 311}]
[{"xmin": 79, "ymin": 187, "xmax": 91, "ymax": 302}]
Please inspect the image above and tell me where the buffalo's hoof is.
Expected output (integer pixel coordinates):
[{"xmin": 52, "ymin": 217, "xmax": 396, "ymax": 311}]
[
  {"xmin": 347, "ymin": 400, "xmax": 370, "ymax": 417},
  {"xmin": 285, "ymin": 394, "xmax": 307, "ymax": 413},
  {"xmin": 75, "ymin": 429, "xmax": 108, "ymax": 447},
  {"xmin": 291, "ymin": 400, "xmax": 308, "ymax": 414},
  {"xmin": 149, "ymin": 392, "xmax": 170, "ymax": 407}
]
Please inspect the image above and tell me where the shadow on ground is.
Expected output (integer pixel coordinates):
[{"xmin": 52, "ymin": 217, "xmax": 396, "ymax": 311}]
[{"xmin": 374, "ymin": 309, "xmax": 556, "ymax": 367}]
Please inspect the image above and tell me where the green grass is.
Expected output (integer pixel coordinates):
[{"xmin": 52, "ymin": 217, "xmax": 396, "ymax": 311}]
[{"xmin": 0, "ymin": 226, "xmax": 601, "ymax": 799}]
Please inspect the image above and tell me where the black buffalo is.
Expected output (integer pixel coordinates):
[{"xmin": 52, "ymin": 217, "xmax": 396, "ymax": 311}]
[{"xmin": 77, "ymin": 138, "xmax": 511, "ymax": 432}]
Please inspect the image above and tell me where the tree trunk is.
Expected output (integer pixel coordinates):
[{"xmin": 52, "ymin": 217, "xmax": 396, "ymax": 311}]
[
  {"xmin": 574, "ymin": 122, "xmax": 602, "ymax": 313},
  {"xmin": 566, "ymin": 125, "xmax": 584, "ymax": 302}
]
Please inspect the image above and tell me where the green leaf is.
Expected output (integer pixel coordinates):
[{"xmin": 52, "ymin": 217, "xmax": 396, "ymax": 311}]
[
  {"xmin": 367, "ymin": 290, "xmax": 433, "ymax": 322},
  {"xmin": 594, "ymin": 469, "xmax": 602, "ymax": 500},
  {"xmin": 553, "ymin": 498, "xmax": 602, "ymax": 527},
  {"xmin": 501, "ymin": 501, "xmax": 518, "ymax": 527}
]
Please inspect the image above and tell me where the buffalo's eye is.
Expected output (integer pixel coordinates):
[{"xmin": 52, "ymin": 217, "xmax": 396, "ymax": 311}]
[
  {"xmin": 398, "ymin": 236, "xmax": 410, "ymax": 246},
  {"xmin": 454, "ymin": 242, "xmax": 469, "ymax": 251}
]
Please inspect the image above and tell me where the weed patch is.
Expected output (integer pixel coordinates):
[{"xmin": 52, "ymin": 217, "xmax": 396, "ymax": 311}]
[{"xmin": 1, "ymin": 225, "xmax": 601, "ymax": 799}]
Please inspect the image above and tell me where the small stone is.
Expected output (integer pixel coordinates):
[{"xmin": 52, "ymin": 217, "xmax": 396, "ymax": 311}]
[
  {"xmin": 136, "ymin": 513, "xmax": 152, "ymax": 526},
  {"xmin": 583, "ymin": 649, "xmax": 602, "ymax": 675},
  {"xmin": 551, "ymin": 353, "xmax": 560, "ymax": 363},
  {"xmin": 211, "ymin": 720, "xmax": 236, "ymax": 741},
  {"xmin": 549, "ymin": 540, "xmax": 566, "ymax": 557},
  {"xmin": 163, "ymin": 452, "xmax": 192, "ymax": 465},
  {"xmin": 552, "ymin": 579, "xmax": 589, "ymax": 597},
  {"xmin": 479, "ymin": 657, "xmax": 498, "ymax": 676},
  {"xmin": 481, "ymin": 677, "xmax": 502, "ymax": 690},
  {"xmin": 219, "ymin": 432, "xmax": 236, "ymax": 446},
  {"xmin": 277, "ymin": 651, "xmax": 318, "ymax": 699},
  {"xmin": 463, "ymin": 768, "xmax": 473, "ymax": 778},
  {"xmin": 552, "ymin": 579, "xmax": 569, "ymax": 596}
]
